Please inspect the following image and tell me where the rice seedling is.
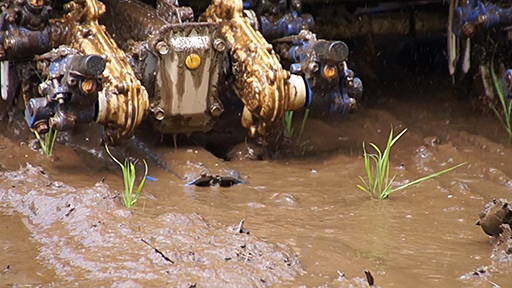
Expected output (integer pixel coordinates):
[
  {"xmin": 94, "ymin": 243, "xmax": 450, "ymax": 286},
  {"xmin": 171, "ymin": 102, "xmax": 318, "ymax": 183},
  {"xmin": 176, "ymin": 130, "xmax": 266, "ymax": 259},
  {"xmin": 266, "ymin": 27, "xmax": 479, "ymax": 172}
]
[
  {"xmin": 357, "ymin": 128, "xmax": 465, "ymax": 199},
  {"xmin": 490, "ymin": 59, "xmax": 512, "ymax": 139},
  {"xmin": 296, "ymin": 108, "xmax": 310, "ymax": 145},
  {"xmin": 283, "ymin": 111, "xmax": 294, "ymax": 139},
  {"xmin": 105, "ymin": 145, "xmax": 148, "ymax": 208},
  {"xmin": 485, "ymin": 37, "xmax": 512, "ymax": 139},
  {"xmin": 282, "ymin": 109, "xmax": 310, "ymax": 143},
  {"xmin": 33, "ymin": 128, "xmax": 58, "ymax": 157}
]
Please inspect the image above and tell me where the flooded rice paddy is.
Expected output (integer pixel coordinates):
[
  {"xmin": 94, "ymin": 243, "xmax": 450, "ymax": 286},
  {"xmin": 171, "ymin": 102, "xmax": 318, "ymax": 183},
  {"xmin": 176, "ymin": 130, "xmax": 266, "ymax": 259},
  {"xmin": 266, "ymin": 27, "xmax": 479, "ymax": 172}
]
[{"xmin": 2, "ymin": 38, "xmax": 512, "ymax": 287}]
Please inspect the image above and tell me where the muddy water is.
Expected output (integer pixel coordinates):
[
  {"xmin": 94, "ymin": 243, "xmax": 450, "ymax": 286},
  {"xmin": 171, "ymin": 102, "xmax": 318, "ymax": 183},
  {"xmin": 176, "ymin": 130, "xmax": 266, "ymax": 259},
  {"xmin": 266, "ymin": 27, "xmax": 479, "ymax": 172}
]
[
  {"xmin": 158, "ymin": 85, "xmax": 512, "ymax": 287},
  {"xmin": 3, "ymin": 74, "xmax": 512, "ymax": 285}
]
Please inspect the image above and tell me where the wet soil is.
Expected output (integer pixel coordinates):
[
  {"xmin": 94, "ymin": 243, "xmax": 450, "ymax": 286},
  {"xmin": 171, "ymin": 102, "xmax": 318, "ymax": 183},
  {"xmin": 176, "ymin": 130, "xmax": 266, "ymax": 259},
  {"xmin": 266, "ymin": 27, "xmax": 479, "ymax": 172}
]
[{"xmin": 3, "ymin": 38, "xmax": 512, "ymax": 287}]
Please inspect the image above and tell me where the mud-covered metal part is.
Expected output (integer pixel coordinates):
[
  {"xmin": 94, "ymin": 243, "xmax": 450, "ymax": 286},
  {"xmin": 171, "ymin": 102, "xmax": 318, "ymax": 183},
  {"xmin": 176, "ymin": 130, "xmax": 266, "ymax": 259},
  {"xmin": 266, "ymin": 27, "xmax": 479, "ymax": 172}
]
[
  {"xmin": 100, "ymin": 0, "xmax": 194, "ymax": 43},
  {"xmin": 1, "ymin": 0, "xmax": 149, "ymax": 143},
  {"xmin": 447, "ymin": 0, "xmax": 512, "ymax": 99},
  {"xmin": 449, "ymin": 0, "xmax": 512, "ymax": 78},
  {"xmin": 200, "ymin": 0, "xmax": 307, "ymax": 137},
  {"xmin": 185, "ymin": 170, "xmax": 244, "ymax": 187},
  {"xmin": 338, "ymin": 62, "xmax": 362, "ymax": 111},
  {"xmin": 242, "ymin": 0, "xmax": 362, "ymax": 112},
  {"xmin": 448, "ymin": 1, "xmax": 512, "ymax": 78},
  {"xmin": 100, "ymin": 0, "xmax": 166, "ymax": 45},
  {"xmin": 242, "ymin": 0, "xmax": 314, "ymax": 41},
  {"xmin": 0, "ymin": 0, "xmax": 53, "ymax": 60},
  {"xmin": 52, "ymin": 0, "xmax": 149, "ymax": 143},
  {"xmin": 448, "ymin": 0, "xmax": 460, "ymax": 76},
  {"xmin": 280, "ymin": 30, "xmax": 361, "ymax": 112},
  {"xmin": 453, "ymin": 1, "xmax": 512, "ymax": 39},
  {"xmin": 501, "ymin": 69, "xmax": 512, "ymax": 100},
  {"xmin": 156, "ymin": 0, "xmax": 194, "ymax": 24},
  {"xmin": 25, "ymin": 47, "xmax": 105, "ymax": 133},
  {"xmin": 0, "ymin": 60, "xmax": 17, "ymax": 102},
  {"xmin": 151, "ymin": 23, "xmax": 226, "ymax": 133},
  {"xmin": 476, "ymin": 198, "xmax": 512, "ymax": 237},
  {"xmin": 3, "ymin": 0, "xmax": 52, "ymax": 31},
  {"xmin": 101, "ymin": 0, "xmax": 226, "ymax": 134}
]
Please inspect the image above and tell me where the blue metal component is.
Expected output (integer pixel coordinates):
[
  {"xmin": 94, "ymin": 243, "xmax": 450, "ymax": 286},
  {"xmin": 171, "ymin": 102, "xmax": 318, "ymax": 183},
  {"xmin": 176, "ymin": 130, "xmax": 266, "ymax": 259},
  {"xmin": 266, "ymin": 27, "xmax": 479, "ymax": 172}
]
[
  {"xmin": 259, "ymin": 13, "xmax": 314, "ymax": 40},
  {"xmin": 243, "ymin": 1, "xmax": 253, "ymax": 9},
  {"xmin": 453, "ymin": 0, "xmax": 512, "ymax": 38},
  {"xmin": 242, "ymin": 0, "xmax": 314, "ymax": 40},
  {"xmin": 284, "ymin": 31, "xmax": 361, "ymax": 113},
  {"xmin": 501, "ymin": 69, "xmax": 512, "ymax": 99},
  {"xmin": 0, "ymin": 27, "xmax": 52, "ymax": 60},
  {"xmin": 240, "ymin": 0, "xmax": 362, "ymax": 112},
  {"xmin": 303, "ymin": 76, "xmax": 312, "ymax": 108},
  {"xmin": 25, "ymin": 98, "xmax": 52, "ymax": 129},
  {"xmin": 24, "ymin": 49, "xmax": 105, "ymax": 133}
]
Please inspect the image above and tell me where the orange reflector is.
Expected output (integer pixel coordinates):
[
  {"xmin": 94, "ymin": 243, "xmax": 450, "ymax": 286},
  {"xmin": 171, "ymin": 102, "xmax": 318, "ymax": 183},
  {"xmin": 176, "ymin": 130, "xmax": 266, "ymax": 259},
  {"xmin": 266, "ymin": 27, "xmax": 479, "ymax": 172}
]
[
  {"xmin": 323, "ymin": 65, "xmax": 337, "ymax": 80},
  {"xmin": 31, "ymin": 0, "xmax": 44, "ymax": 7},
  {"xmin": 81, "ymin": 79, "xmax": 96, "ymax": 94}
]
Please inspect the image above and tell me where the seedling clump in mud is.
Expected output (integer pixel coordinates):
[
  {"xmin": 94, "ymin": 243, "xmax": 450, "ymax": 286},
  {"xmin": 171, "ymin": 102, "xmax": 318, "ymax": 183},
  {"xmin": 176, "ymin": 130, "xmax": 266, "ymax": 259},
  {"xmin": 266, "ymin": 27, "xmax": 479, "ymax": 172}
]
[
  {"xmin": 358, "ymin": 128, "xmax": 465, "ymax": 199},
  {"xmin": 282, "ymin": 109, "xmax": 310, "ymax": 144},
  {"xmin": 33, "ymin": 128, "xmax": 58, "ymax": 157},
  {"xmin": 105, "ymin": 144, "xmax": 148, "ymax": 208},
  {"xmin": 490, "ymin": 56, "xmax": 512, "ymax": 139}
]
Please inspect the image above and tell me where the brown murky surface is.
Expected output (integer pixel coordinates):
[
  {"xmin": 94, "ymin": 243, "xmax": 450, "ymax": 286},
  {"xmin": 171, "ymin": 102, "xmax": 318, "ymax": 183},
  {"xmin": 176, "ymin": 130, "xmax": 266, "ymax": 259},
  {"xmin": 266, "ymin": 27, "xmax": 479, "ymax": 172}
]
[{"xmin": 4, "ymin": 50, "xmax": 512, "ymax": 287}]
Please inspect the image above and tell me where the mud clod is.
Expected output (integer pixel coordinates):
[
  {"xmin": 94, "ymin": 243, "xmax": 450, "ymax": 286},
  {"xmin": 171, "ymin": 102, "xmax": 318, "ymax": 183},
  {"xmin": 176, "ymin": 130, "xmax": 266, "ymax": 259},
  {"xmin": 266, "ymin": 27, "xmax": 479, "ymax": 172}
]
[{"xmin": 476, "ymin": 198, "xmax": 512, "ymax": 237}]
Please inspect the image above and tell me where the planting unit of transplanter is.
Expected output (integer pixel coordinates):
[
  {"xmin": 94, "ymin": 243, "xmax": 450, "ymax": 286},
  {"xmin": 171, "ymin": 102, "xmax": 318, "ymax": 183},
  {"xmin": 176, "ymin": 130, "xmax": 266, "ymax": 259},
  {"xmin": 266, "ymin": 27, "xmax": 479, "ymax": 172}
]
[
  {"xmin": 0, "ymin": 0, "xmax": 362, "ymax": 147},
  {"xmin": 5, "ymin": 0, "xmax": 512, "ymax": 150}
]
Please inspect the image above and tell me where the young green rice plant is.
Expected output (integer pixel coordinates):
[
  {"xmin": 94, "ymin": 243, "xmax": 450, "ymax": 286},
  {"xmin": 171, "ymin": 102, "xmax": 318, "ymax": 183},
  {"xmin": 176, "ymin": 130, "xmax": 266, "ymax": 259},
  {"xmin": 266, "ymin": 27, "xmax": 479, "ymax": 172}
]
[
  {"xmin": 283, "ymin": 111, "xmax": 294, "ymax": 139},
  {"xmin": 486, "ymin": 37, "xmax": 512, "ymax": 139},
  {"xmin": 490, "ymin": 59, "xmax": 512, "ymax": 139},
  {"xmin": 33, "ymin": 128, "xmax": 58, "ymax": 157},
  {"xmin": 282, "ymin": 109, "xmax": 310, "ymax": 144},
  {"xmin": 357, "ymin": 128, "xmax": 465, "ymax": 199},
  {"xmin": 296, "ymin": 108, "xmax": 310, "ymax": 145},
  {"xmin": 105, "ymin": 145, "xmax": 148, "ymax": 208}
]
